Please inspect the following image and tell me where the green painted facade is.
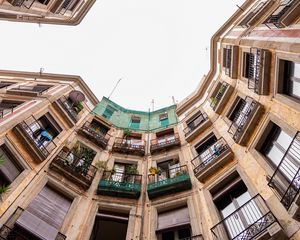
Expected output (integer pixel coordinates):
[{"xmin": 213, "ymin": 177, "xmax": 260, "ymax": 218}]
[{"xmin": 92, "ymin": 97, "xmax": 178, "ymax": 132}]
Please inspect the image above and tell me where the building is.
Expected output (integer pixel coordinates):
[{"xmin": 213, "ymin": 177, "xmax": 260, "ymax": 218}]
[
  {"xmin": 0, "ymin": 0, "xmax": 95, "ymax": 25},
  {"xmin": 0, "ymin": 0, "xmax": 300, "ymax": 239}
]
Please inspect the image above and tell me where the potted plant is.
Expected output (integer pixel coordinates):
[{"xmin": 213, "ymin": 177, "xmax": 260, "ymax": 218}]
[
  {"xmin": 125, "ymin": 165, "xmax": 138, "ymax": 175},
  {"xmin": 123, "ymin": 128, "xmax": 132, "ymax": 146},
  {"xmin": 149, "ymin": 167, "xmax": 158, "ymax": 175},
  {"xmin": 73, "ymin": 101, "xmax": 83, "ymax": 113}
]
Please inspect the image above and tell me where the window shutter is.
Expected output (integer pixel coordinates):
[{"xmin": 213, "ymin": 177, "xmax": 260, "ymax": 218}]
[
  {"xmin": 16, "ymin": 186, "xmax": 72, "ymax": 240},
  {"xmin": 157, "ymin": 207, "xmax": 190, "ymax": 232}
]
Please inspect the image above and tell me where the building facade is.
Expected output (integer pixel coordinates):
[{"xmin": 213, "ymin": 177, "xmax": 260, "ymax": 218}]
[
  {"xmin": 0, "ymin": 0, "xmax": 300, "ymax": 239},
  {"xmin": 0, "ymin": 0, "xmax": 95, "ymax": 25}
]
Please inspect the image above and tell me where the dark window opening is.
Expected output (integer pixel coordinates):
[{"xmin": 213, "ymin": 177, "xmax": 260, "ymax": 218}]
[
  {"xmin": 90, "ymin": 212, "xmax": 128, "ymax": 240},
  {"xmin": 90, "ymin": 119, "xmax": 109, "ymax": 136},
  {"xmin": 102, "ymin": 106, "xmax": 116, "ymax": 119},
  {"xmin": 37, "ymin": 0, "xmax": 50, "ymax": 5},
  {"xmin": 0, "ymin": 81, "xmax": 14, "ymax": 89},
  {"xmin": 195, "ymin": 134, "xmax": 218, "ymax": 155}
]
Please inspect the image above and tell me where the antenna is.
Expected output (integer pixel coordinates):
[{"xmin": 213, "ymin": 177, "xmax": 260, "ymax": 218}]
[
  {"xmin": 151, "ymin": 99, "xmax": 154, "ymax": 111},
  {"xmin": 236, "ymin": 4, "xmax": 244, "ymax": 11},
  {"xmin": 172, "ymin": 96, "xmax": 176, "ymax": 105},
  {"xmin": 108, "ymin": 78, "xmax": 122, "ymax": 99},
  {"xmin": 39, "ymin": 67, "xmax": 44, "ymax": 75}
]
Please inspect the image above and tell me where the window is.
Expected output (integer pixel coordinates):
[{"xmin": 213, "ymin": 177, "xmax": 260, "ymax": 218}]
[
  {"xmin": 102, "ymin": 106, "xmax": 116, "ymax": 119},
  {"xmin": 195, "ymin": 134, "xmax": 219, "ymax": 161},
  {"xmin": 111, "ymin": 163, "xmax": 138, "ymax": 182},
  {"xmin": 156, "ymin": 207, "xmax": 191, "ymax": 240},
  {"xmin": 0, "ymin": 81, "xmax": 14, "ymax": 89},
  {"xmin": 186, "ymin": 111, "xmax": 206, "ymax": 131},
  {"xmin": 159, "ymin": 113, "xmax": 169, "ymax": 127},
  {"xmin": 278, "ymin": 60, "xmax": 300, "ymax": 101},
  {"xmin": 242, "ymin": 52, "xmax": 254, "ymax": 79},
  {"xmin": 30, "ymin": 113, "xmax": 62, "ymax": 147},
  {"xmin": 223, "ymin": 47, "xmax": 232, "ymax": 69},
  {"xmin": 0, "ymin": 100, "xmax": 23, "ymax": 118},
  {"xmin": 129, "ymin": 116, "xmax": 141, "ymax": 129},
  {"xmin": 90, "ymin": 211, "xmax": 129, "ymax": 240},
  {"xmin": 14, "ymin": 185, "xmax": 72, "ymax": 240},
  {"xmin": 0, "ymin": 144, "xmax": 23, "ymax": 187},
  {"xmin": 90, "ymin": 120, "xmax": 109, "ymax": 136},
  {"xmin": 156, "ymin": 130, "xmax": 175, "ymax": 145},
  {"xmin": 228, "ymin": 98, "xmax": 251, "ymax": 127},
  {"xmin": 37, "ymin": 0, "xmax": 50, "ymax": 4},
  {"xmin": 157, "ymin": 159, "xmax": 180, "ymax": 181}
]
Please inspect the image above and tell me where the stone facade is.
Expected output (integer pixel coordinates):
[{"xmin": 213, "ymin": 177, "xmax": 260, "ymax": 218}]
[{"xmin": 0, "ymin": 0, "xmax": 300, "ymax": 239}]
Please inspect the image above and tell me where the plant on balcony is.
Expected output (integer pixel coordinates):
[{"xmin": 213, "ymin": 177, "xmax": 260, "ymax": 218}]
[
  {"xmin": 210, "ymin": 96, "xmax": 218, "ymax": 106},
  {"xmin": 125, "ymin": 165, "xmax": 138, "ymax": 175},
  {"xmin": 95, "ymin": 161, "xmax": 107, "ymax": 171},
  {"xmin": 219, "ymin": 84, "xmax": 226, "ymax": 94},
  {"xmin": 73, "ymin": 102, "xmax": 83, "ymax": 113},
  {"xmin": 72, "ymin": 143, "xmax": 96, "ymax": 174},
  {"xmin": 149, "ymin": 167, "xmax": 158, "ymax": 175}
]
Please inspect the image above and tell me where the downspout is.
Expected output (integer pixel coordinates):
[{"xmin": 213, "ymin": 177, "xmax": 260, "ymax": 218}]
[{"xmin": 139, "ymin": 109, "xmax": 151, "ymax": 240}]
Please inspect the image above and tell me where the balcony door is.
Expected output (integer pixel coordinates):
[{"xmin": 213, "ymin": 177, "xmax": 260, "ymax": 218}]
[
  {"xmin": 157, "ymin": 160, "xmax": 180, "ymax": 181},
  {"xmin": 214, "ymin": 180, "xmax": 262, "ymax": 239},
  {"xmin": 228, "ymin": 98, "xmax": 251, "ymax": 128},
  {"xmin": 195, "ymin": 134, "xmax": 219, "ymax": 164}
]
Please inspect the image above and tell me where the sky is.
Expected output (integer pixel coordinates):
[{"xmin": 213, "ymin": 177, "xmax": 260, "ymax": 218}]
[{"xmin": 1, "ymin": 0, "xmax": 244, "ymax": 111}]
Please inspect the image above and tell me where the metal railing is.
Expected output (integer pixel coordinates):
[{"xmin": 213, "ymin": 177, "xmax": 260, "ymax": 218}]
[
  {"xmin": 210, "ymin": 82, "xmax": 229, "ymax": 110},
  {"xmin": 151, "ymin": 133, "xmax": 180, "ymax": 150},
  {"xmin": 148, "ymin": 165, "xmax": 188, "ymax": 184},
  {"xmin": 99, "ymin": 171, "xmax": 142, "ymax": 195},
  {"xmin": 57, "ymin": 96, "xmax": 78, "ymax": 122},
  {"xmin": 52, "ymin": 149, "xmax": 97, "ymax": 184},
  {"xmin": 268, "ymin": 132, "xmax": 300, "ymax": 210},
  {"xmin": 0, "ymin": 82, "xmax": 13, "ymax": 89},
  {"xmin": 7, "ymin": 0, "xmax": 35, "ymax": 9},
  {"xmin": 247, "ymin": 48, "xmax": 264, "ymax": 94},
  {"xmin": 184, "ymin": 112, "xmax": 208, "ymax": 136},
  {"xmin": 192, "ymin": 138, "xmax": 229, "ymax": 175},
  {"xmin": 228, "ymin": 97, "xmax": 257, "ymax": 141},
  {"xmin": 211, "ymin": 194, "xmax": 277, "ymax": 240},
  {"xmin": 264, "ymin": 0, "xmax": 295, "ymax": 28},
  {"xmin": 57, "ymin": 0, "xmax": 78, "ymax": 15},
  {"xmin": 113, "ymin": 137, "xmax": 145, "ymax": 151},
  {"xmin": 17, "ymin": 116, "xmax": 57, "ymax": 159},
  {"xmin": 81, "ymin": 121, "xmax": 109, "ymax": 147}
]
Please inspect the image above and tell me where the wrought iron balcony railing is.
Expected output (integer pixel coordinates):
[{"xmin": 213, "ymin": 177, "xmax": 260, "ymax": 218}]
[
  {"xmin": 112, "ymin": 137, "xmax": 145, "ymax": 156},
  {"xmin": 15, "ymin": 116, "xmax": 57, "ymax": 161},
  {"xmin": 211, "ymin": 194, "xmax": 278, "ymax": 240},
  {"xmin": 192, "ymin": 138, "xmax": 230, "ymax": 177},
  {"xmin": 98, "ymin": 171, "xmax": 142, "ymax": 199},
  {"xmin": 228, "ymin": 97, "xmax": 259, "ymax": 143},
  {"xmin": 147, "ymin": 165, "xmax": 192, "ymax": 199},
  {"xmin": 0, "ymin": 108, "xmax": 13, "ymax": 119},
  {"xmin": 210, "ymin": 82, "xmax": 229, "ymax": 110},
  {"xmin": 79, "ymin": 121, "xmax": 109, "ymax": 149},
  {"xmin": 150, "ymin": 133, "xmax": 181, "ymax": 153},
  {"xmin": 56, "ymin": 96, "xmax": 78, "ymax": 123},
  {"xmin": 50, "ymin": 149, "xmax": 97, "ymax": 189},
  {"xmin": 264, "ymin": 0, "xmax": 296, "ymax": 28},
  {"xmin": 268, "ymin": 132, "xmax": 300, "ymax": 211},
  {"xmin": 8, "ymin": 85, "xmax": 50, "ymax": 96},
  {"xmin": 57, "ymin": 0, "xmax": 79, "ymax": 15},
  {"xmin": 184, "ymin": 112, "xmax": 208, "ymax": 137}
]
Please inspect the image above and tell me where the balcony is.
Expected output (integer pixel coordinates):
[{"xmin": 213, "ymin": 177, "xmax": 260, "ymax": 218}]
[
  {"xmin": 228, "ymin": 97, "xmax": 263, "ymax": 146},
  {"xmin": 150, "ymin": 133, "xmax": 181, "ymax": 154},
  {"xmin": 268, "ymin": 132, "xmax": 300, "ymax": 220},
  {"xmin": 192, "ymin": 138, "xmax": 233, "ymax": 182},
  {"xmin": 247, "ymin": 48, "xmax": 271, "ymax": 95},
  {"xmin": 211, "ymin": 194, "xmax": 285, "ymax": 240},
  {"xmin": 0, "ymin": 207, "xmax": 66, "ymax": 240},
  {"xmin": 78, "ymin": 121, "xmax": 109, "ymax": 149},
  {"xmin": 210, "ymin": 82, "xmax": 234, "ymax": 114},
  {"xmin": 14, "ymin": 116, "xmax": 56, "ymax": 162},
  {"xmin": 97, "ymin": 171, "xmax": 142, "ymax": 199},
  {"xmin": 53, "ymin": 96, "xmax": 78, "ymax": 126},
  {"xmin": 0, "ymin": 108, "xmax": 13, "ymax": 119},
  {"xmin": 50, "ymin": 149, "xmax": 97, "ymax": 190},
  {"xmin": 7, "ymin": 0, "xmax": 35, "ymax": 8},
  {"xmin": 112, "ymin": 138, "xmax": 145, "ymax": 156},
  {"xmin": 264, "ymin": 0, "xmax": 300, "ymax": 28},
  {"xmin": 147, "ymin": 165, "xmax": 192, "ymax": 199},
  {"xmin": 184, "ymin": 112, "xmax": 211, "ymax": 142}
]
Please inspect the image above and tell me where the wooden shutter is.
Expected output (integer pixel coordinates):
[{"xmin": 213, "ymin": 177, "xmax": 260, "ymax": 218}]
[
  {"xmin": 157, "ymin": 207, "xmax": 190, "ymax": 232},
  {"xmin": 16, "ymin": 186, "xmax": 72, "ymax": 240},
  {"xmin": 0, "ymin": 146, "xmax": 21, "ymax": 183}
]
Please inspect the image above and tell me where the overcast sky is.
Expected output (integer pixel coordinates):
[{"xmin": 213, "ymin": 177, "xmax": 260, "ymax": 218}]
[{"xmin": 1, "ymin": 0, "xmax": 244, "ymax": 111}]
